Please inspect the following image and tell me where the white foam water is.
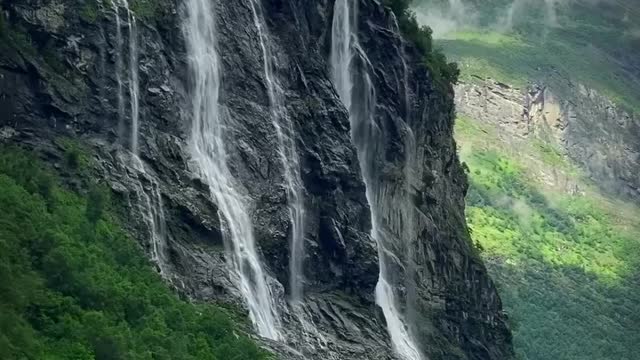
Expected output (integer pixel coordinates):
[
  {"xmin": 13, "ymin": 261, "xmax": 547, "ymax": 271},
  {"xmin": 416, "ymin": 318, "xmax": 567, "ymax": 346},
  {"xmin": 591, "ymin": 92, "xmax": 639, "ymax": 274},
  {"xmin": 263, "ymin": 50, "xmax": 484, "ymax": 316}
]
[
  {"xmin": 330, "ymin": 1, "xmax": 423, "ymax": 359},
  {"xmin": 110, "ymin": 0, "xmax": 126, "ymax": 131},
  {"xmin": 110, "ymin": 1, "xmax": 169, "ymax": 277},
  {"xmin": 131, "ymin": 155, "xmax": 170, "ymax": 276},
  {"xmin": 122, "ymin": 0, "xmax": 140, "ymax": 154},
  {"xmin": 110, "ymin": 0, "xmax": 140, "ymax": 152},
  {"xmin": 248, "ymin": 0, "xmax": 307, "ymax": 305},
  {"xmin": 183, "ymin": 0, "xmax": 282, "ymax": 340}
]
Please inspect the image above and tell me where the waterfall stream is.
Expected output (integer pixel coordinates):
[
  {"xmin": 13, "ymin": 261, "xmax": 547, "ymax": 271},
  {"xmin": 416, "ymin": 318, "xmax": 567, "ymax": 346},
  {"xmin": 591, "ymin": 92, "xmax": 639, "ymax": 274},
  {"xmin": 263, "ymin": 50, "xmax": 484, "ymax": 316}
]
[
  {"xmin": 110, "ymin": 0, "xmax": 125, "ymax": 133},
  {"xmin": 110, "ymin": 0, "xmax": 169, "ymax": 277},
  {"xmin": 183, "ymin": 0, "xmax": 282, "ymax": 340},
  {"xmin": 330, "ymin": 1, "xmax": 422, "ymax": 359},
  {"xmin": 123, "ymin": 0, "xmax": 140, "ymax": 155},
  {"xmin": 248, "ymin": 0, "xmax": 307, "ymax": 305},
  {"xmin": 129, "ymin": 155, "xmax": 171, "ymax": 277},
  {"xmin": 110, "ymin": 0, "xmax": 139, "ymax": 151}
]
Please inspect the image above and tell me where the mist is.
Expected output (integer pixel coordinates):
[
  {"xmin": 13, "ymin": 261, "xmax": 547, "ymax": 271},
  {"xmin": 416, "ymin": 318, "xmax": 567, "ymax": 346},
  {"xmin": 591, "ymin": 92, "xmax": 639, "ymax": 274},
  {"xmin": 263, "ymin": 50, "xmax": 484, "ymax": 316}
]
[
  {"xmin": 412, "ymin": 0, "xmax": 476, "ymax": 38},
  {"xmin": 411, "ymin": 0, "xmax": 628, "ymax": 38}
]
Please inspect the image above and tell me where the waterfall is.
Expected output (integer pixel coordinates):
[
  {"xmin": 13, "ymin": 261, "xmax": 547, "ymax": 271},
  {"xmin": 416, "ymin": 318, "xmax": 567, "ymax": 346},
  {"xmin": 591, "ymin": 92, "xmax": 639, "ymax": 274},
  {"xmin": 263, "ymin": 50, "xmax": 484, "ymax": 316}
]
[
  {"xmin": 123, "ymin": 0, "xmax": 140, "ymax": 155},
  {"xmin": 110, "ymin": 0, "xmax": 125, "ymax": 134},
  {"xmin": 399, "ymin": 49, "xmax": 421, "ymax": 326},
  {"xmin": 110, "ymin": 0, "xmax": 169, "ymax": 276},
  {"xmin": 248, "ymin": 0, "xmax": 307, "ymax": 304},
  {"xmin": 183, "ymin": 0, "xmax": 282, "ymax": 340},
  {"xmin": 131, "ymin": 156, "xmax": 171, "ymax": 277},
  {"xmin": 330, "ymin": 1, "xmax": 422, "ymax": 359},
  {"xmin": 247, "ymin": 5, "xmax": 326, "ymax": 354},
  {"xmin": 110, "ymin": 0, "xmax": 139, "ymax": 152},
  {"xmin": 330, "ymin": 0, "xmax": 353, "ymax": 111}
]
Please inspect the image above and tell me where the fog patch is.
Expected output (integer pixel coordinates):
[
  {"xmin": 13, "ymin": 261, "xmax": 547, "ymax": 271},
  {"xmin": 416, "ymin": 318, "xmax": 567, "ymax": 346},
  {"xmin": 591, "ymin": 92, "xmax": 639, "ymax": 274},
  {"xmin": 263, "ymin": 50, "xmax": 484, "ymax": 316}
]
[
  {"xmin": 511, "ymin": 198, "xmax": 535, "ymax": 229},
  {"xmin": 412, "ymin": 0, "xmax": 625, "ymax": 38},
  {"xmin": 413, "ymin": 0, "xmax": 477, "ymax": 38}
]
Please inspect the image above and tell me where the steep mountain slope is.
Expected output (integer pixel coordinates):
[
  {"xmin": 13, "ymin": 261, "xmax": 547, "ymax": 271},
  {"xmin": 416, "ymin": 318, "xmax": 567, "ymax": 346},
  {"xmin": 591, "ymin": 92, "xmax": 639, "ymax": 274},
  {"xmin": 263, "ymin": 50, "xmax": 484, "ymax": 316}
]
[
  {"xmin": 414, "ymin": 0, "xmax": 640, "ymax": 359},
  {"xmin": 456, "ymin": 115, "xmax": 640, "ymax": 360},
  {"xmin": 0, "ymin": 0, "xmax": 512, "ymax": 359},
  {"xmin": 417, "ymin": 0, "xmax": 640, "ymax": 200}
]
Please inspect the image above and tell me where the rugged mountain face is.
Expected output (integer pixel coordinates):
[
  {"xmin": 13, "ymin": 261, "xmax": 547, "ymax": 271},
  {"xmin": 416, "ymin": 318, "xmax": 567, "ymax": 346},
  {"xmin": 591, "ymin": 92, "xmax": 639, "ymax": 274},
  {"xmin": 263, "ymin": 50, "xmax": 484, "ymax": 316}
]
[
  {"xmin": 456, "ymin": 77, "xmax": 640, "ymax": 202},
  {"xmin": 410, "ymin": 1, "xmax": 640, "ymax": 359},
  {"xmin": 0, "ymin": 0, "xmax": 512, "ymax": 359},
  {"xmin": 451, "ymin": 76, "xmax": 640, "ymax": 360},
  {"xmin": 411, "ymin": 0, "xmax": 640, "ymax": 203}
]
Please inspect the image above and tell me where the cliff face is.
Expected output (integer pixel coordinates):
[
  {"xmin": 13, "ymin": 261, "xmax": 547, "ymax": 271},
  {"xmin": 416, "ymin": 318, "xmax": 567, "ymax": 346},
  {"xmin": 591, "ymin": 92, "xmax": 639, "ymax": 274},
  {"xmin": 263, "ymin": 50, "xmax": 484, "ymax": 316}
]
[
  {"xmin": 456, "ymin": 78, "xmax": 640, "ymax": 203},
  {"xmin": 0, "ymin": 0, "xmax": 512, "ymax": 359}
]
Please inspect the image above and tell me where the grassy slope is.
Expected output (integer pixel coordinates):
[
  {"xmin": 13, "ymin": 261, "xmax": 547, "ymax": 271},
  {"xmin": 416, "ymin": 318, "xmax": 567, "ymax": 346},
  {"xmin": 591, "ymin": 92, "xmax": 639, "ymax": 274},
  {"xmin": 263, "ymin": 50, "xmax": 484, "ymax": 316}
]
[
  {"xmin": 0, "ymin": 145, "xmax": 268, "ymax": 360},
  {"xmin": 455, "ymin": 117, "xmax": 640, "ymax": 360}
]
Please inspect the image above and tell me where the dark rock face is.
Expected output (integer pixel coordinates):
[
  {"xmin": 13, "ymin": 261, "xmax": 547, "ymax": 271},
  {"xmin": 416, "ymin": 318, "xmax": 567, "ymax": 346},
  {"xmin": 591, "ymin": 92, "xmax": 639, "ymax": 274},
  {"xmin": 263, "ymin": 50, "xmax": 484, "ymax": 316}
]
[{"xmin": 0, "ymin": 0, "xmax": 512, "ymax": 359}]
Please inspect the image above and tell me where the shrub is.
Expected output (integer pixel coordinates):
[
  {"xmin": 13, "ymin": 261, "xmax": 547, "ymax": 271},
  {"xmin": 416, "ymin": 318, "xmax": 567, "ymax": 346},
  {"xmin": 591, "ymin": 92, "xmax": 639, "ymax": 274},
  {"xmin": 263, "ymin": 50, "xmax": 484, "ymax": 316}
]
[
  {"xmin": 383, "ymin": 0, "xmax": 460, "ymax": 85},
  {"xmin": 58, "ymin": 138, "xmax": 89, "ymax": 170},
  {"xmin": 79, "ymin": 0, "xmax": 100, "ymax": 24},
  {"xmin": 86, "ymin": 184, "xmax": 110, "ymax": 224}
]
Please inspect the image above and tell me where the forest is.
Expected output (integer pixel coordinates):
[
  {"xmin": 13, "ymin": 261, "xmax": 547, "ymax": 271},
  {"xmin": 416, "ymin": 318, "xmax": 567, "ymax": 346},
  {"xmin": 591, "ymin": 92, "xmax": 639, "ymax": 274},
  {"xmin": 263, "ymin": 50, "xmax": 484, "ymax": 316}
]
[
  {"xmin": 0, "ymin": 145, "xmax": 267, "ymax": 359},
  {"xmin": 456, "ymin": 116, "xmax": 640, "ymax": 360}
]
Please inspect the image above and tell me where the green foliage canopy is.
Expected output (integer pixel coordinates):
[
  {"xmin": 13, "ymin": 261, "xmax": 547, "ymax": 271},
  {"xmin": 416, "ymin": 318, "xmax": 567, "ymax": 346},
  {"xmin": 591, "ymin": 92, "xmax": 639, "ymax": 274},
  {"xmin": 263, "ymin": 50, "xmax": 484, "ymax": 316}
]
[
  {"xmin": 383, "ymin": 0, "xmax": 460, "ymax": 85},
  {"xmin": 0, "ymin": 146, "xmax": 268, "ymax": 360},
  {"xmin": 456, "ymin": 117, "xmax": 640, "ymax": 360}
]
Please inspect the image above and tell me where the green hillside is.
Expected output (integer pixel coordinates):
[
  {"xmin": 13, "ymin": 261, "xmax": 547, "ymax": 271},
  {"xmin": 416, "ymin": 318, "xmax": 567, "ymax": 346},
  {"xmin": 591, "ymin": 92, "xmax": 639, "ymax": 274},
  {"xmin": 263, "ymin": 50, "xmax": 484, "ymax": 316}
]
[
  {"xmin": 456, "ymin": 116, "xmax": 640, "ymax": 359},
  {"xmin": 412, "ymin": 1, "xmax": 640, "ymax": 359},
  {"xmin": 0, "ymin": 145, "xmax": 267, "ymax": 360}
]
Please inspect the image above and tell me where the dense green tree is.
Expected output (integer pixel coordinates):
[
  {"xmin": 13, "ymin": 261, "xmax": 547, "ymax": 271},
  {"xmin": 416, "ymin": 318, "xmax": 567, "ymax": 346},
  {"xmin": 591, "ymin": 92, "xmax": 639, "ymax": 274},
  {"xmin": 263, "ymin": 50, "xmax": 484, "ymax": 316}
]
[
  {"xmin": 0, "ymin": 146, "xmax": 268, "ymax": 360},
  {"xmin": 383, "ymin": 0, "xmax": 460, "ymax": 84}
]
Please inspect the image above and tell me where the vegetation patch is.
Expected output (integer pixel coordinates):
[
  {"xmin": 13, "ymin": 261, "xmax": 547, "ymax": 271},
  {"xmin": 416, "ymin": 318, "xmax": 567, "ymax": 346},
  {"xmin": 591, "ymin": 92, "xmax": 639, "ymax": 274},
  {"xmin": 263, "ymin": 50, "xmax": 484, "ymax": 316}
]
[
  {"xmin": 79, "ymin": 0, "xmax": 100, "ymax": 24},
  {"xmin": 442, "ymin": 30, "xmax": 526, "ymax": 47},
  {"xmin": 0, "ymin": 19, "xmax": 36, "ymax": 56},
  {"xmin": 426, "ymin": 0, "xmax": 640, "ymax": 113},
  {"xmin": 130, "ymin": 0, "xmax": 172, "ymax": 22},
  {"xmin": 57, "ymin": 138, "xmax": 90, "ymax": 171},
  {"xmin": 0, "ymin": 145, "xmax": 268, "ymax": 360},
  {"xmin": 456, "ymin": 116, "xmax": 640, "ymax": 360},
  {"xmin": 534, "ymin": 140, "xmax": 568, "ymax": 170},
  {"xmin": 383, "ymin": 0, "xmax": 460, "ymax": 86}
]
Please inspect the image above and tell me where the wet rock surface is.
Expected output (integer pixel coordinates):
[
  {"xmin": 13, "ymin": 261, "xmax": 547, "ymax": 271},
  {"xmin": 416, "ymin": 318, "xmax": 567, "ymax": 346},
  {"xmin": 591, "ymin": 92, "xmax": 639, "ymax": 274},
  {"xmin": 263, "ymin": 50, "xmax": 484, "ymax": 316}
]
[{"xmin": 0, "ymin": 0, "xmax": 512, "ymax": 359}]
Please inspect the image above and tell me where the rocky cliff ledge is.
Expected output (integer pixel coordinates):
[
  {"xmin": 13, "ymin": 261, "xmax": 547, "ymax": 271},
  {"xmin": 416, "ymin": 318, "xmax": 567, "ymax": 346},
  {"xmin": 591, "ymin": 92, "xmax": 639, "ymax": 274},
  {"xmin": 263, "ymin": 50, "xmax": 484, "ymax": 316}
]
[
  {"xmin": 456, "ymin": 77, "xmax": 640, "ymax": 202},
  {"xmin": 0, "ymin": 0, "xmax": 512, "ymax": 358}
]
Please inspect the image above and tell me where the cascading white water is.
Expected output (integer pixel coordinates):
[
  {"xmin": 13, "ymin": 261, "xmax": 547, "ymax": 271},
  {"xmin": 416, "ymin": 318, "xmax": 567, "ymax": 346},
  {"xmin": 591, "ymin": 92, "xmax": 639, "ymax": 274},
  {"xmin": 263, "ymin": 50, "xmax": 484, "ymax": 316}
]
[
  {"xmin": 330, "ymin": 1, "xmax": 422, "ymax": 359},
  {"xmin": 246, "ymin": 6, "xmax": 330, "ymax": 353},
  {"xmin": 110, "ymin": 0, "xmax": 168, "ymax": 276},
  {"xmin": 147, "ymin": 182, "xmax": 169, "ymax": 273},
  {"xmin": 131, "ymin": 156, "xmax": 171, "ymax": 276},
  {"xmin": 248, "ymin": 0, "xmax": 307, "ymax": 304},
  {"xmin": 110, "ymin": 0, "xmax": 140, "ymax": 153},
  {"xmin": 110, "ymin": 0, "xmax": 125, "ymax": 129},
  {"xmin": 183, "ymin": 0, "xmax": 281, "ymax": 340},
  {"xmin": 398, "ymin": 48, "xmax": 422, "ymax": 324},
  {"xmin": 330, "ymin": 0, "xmax": 353, "ymax": 111},
  {"xmin": 122, "ymin": 0, "xmax": 140, "ymax": 154}
]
